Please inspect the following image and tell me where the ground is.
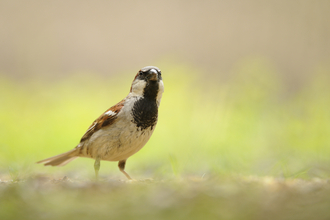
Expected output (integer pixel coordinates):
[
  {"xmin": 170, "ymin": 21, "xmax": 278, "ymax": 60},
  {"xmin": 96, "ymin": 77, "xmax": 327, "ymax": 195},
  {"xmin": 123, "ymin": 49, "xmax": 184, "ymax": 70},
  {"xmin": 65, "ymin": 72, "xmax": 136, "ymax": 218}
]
[{"xmin": 1, "ymin": 175, "xmax": 330, "ymax": 220}]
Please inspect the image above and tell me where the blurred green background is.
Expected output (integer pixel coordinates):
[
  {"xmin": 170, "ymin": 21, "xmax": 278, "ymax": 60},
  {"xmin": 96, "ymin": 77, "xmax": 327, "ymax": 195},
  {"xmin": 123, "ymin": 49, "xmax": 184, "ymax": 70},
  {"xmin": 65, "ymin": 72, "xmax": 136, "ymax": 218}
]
[
  {"xmin": 1, "ymin": 59, "xmax": 330, "ymax": 180},
  {"xmin": 1, "ymin": 1, "xmax": 330, "ymax": 219},
  {"xmin": 1, "ymin": 0, "xmax": 329, "ymax": 180}
]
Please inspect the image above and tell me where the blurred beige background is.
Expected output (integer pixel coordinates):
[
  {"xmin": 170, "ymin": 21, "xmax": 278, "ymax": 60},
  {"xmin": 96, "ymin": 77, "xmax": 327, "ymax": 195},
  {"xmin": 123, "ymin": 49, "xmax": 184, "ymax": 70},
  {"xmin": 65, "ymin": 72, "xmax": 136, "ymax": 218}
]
[{"xmin": 0, "ymin": 0, "xmax": 329, "ymax": 83}]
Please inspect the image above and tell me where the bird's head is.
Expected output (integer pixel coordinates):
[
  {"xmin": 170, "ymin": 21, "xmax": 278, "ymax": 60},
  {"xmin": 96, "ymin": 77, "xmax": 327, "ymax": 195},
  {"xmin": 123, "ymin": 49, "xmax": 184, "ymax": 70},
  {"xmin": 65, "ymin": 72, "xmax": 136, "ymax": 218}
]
[{"xmin": 130, "ymin": 66, "xmax": 164, "ymax": 104}]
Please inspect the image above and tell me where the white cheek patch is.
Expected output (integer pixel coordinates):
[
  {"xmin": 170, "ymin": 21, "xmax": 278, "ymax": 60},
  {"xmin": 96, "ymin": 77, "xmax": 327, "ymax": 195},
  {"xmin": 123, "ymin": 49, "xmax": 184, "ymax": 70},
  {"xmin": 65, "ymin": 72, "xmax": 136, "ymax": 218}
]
[
  {"xmin": 157, "ymin": 80, "xmax": 164, "ymax": 104},
  {"xmin": 131, "ymin": 79, "xmax": 146, "ymax": 96},
  {"xmin": 105, "ymin": 110, "xmax": 116, "ymax": 116}
]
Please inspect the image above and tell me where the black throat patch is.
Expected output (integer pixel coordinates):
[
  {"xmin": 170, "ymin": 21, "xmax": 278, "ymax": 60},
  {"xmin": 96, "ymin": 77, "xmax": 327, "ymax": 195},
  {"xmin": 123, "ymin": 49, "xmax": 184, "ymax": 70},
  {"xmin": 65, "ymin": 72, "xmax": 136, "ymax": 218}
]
[{"xmin": 131, "ymin": 81, "xmax": 159, "ymax": 130}]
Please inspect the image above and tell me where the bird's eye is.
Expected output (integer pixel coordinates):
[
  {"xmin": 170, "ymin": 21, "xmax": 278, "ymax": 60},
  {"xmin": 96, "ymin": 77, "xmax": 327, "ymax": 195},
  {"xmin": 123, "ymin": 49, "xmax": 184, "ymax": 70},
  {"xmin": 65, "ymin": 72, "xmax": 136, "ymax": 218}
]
[
  {"xmin": 139, "ymin": 71, "xmax": 143, "ymax": 76},
  {"xmin": 158, "ymin": 71, "xmax": 161, "ymax": 76}
]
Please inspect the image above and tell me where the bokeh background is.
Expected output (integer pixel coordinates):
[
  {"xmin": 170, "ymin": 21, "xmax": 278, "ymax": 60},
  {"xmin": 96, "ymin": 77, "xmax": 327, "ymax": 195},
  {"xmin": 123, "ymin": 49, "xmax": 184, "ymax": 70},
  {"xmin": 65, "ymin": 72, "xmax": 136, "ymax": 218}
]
[
  {"xmin": 2, "ymin": 1, "xmax": 330, "ymax": 220},
  {"xmin": 1, "ymin": 0, "xmax": 330, "ymax": 180}
]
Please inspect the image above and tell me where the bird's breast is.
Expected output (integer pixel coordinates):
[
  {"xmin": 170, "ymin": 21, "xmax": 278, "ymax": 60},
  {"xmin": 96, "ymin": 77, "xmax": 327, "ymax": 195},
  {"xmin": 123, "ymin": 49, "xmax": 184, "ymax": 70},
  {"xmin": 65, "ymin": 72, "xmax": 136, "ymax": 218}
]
[{"xmin": 131, "ymin": 97, "xmax": 158, "ymax": 130}]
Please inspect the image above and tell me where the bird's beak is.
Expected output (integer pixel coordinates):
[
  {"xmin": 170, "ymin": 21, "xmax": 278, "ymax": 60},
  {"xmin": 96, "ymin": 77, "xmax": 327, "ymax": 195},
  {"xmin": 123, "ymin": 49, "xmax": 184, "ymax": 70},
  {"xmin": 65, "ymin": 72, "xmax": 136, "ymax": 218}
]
[{"xmin": 148, "ymin": 70, "xmax": 158, "ymax": 81}]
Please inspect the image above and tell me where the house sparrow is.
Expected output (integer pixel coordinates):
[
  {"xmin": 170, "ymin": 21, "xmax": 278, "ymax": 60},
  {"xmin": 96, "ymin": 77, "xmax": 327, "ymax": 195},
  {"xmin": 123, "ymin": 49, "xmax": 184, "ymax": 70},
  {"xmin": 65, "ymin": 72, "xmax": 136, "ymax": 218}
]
[{"xmin": 37, "ymin": 66, "xmax": 164, "ymax": 179}]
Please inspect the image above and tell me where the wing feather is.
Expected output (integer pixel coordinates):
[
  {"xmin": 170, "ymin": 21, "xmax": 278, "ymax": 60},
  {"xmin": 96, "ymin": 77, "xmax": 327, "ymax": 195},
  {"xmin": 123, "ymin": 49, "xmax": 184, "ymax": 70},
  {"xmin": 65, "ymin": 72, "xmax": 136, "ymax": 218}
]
[{"xmin": 80, "ymin": 99, "xmax": 125, "ymax": 142}]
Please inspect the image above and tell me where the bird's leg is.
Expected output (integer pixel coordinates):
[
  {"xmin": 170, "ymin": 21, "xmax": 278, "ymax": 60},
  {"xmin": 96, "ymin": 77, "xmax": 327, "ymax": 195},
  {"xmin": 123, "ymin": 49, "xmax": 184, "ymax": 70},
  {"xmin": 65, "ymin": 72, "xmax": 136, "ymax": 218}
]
[
  {"xmin": 118, "ymin": 160, "xmax": 132, "ymax": 180},
  {"xmin": 94, "ymin": 157, "xmax": 101, "ymax": 180}
]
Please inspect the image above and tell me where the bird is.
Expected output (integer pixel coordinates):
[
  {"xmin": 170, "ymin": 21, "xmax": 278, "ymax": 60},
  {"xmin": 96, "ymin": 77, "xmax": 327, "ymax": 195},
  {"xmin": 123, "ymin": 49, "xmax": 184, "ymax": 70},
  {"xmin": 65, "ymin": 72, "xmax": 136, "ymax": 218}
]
[{"xmin": 37, "ymin": 66, "xmax": 164, "ymax": 180}]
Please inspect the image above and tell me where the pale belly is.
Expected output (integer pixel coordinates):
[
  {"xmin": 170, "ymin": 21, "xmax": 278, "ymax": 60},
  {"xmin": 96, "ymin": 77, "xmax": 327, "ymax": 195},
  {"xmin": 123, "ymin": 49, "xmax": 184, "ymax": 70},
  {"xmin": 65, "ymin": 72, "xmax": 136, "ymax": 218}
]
[{"xmin": 79, "ymin": 118, "xmax": 156, "ymax": 161}]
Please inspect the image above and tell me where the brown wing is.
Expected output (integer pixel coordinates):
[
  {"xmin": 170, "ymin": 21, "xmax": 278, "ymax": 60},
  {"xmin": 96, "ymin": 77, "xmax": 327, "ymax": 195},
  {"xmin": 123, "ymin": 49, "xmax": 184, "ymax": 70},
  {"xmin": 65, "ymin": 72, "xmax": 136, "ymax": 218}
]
[{"xmin": 80, "ymin": 99, "xmax": 125, "ymax": 142}]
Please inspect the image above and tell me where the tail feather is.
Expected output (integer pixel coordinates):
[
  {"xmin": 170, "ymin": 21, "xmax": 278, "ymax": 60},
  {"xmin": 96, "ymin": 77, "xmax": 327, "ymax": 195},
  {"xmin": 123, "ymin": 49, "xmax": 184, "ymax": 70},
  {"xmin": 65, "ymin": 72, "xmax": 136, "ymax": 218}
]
[{"xmin": 37, "ymin": 149, "xmax": 78, "ymax": 167}]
